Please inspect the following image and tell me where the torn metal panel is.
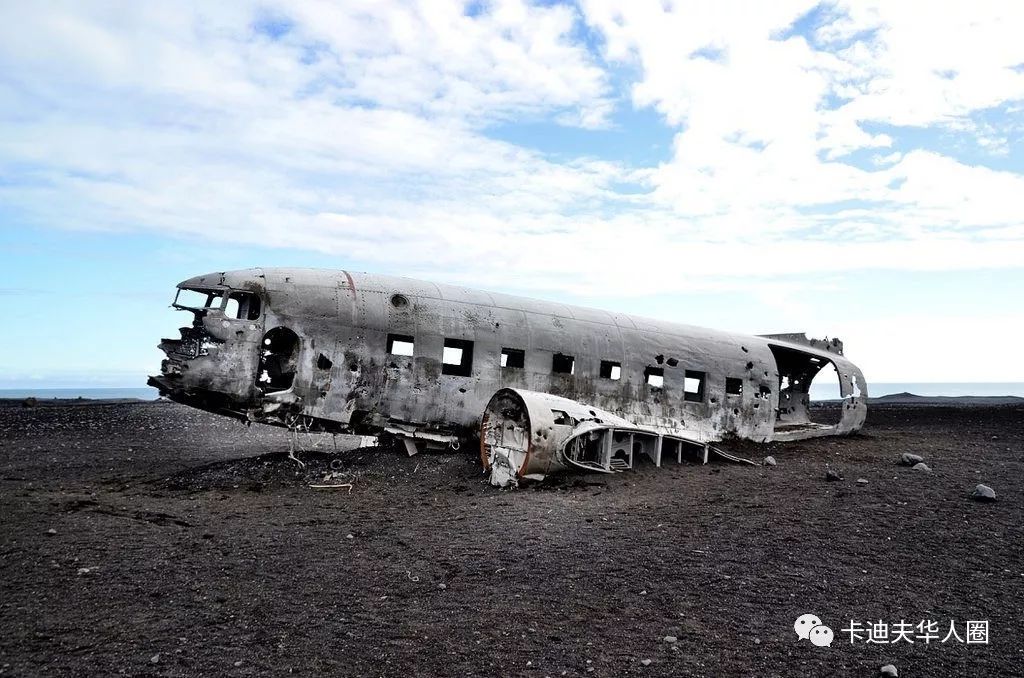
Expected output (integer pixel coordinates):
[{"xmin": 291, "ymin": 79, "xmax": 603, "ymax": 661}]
[{"xmin": 149, "ymin": 268, "xmax": 868, "ymax": 483}]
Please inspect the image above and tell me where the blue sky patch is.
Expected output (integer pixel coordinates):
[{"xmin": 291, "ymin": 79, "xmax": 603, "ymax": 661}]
[{"xmin": 253, "ymin": 12, "xmax": 295, "ymax": 40}]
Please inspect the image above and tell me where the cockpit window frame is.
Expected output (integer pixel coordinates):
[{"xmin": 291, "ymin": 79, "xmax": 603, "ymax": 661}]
[{"xmin": 173, "ymin": 287, "xmax": 227, "ymax": 312}]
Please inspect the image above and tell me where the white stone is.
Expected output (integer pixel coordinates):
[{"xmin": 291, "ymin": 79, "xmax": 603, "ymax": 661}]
[{"xmin": 972, "ymin": 484, "xmax": 996, "ymax": 502}]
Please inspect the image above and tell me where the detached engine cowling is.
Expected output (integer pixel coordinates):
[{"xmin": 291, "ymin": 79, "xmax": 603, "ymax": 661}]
[{"xmin": 480, "ymin": 388, "xmax": 635, "ymax": 487}]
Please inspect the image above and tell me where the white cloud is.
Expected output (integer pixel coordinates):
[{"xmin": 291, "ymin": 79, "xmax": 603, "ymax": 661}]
[
  {"xmin": 825, "ymin": 1, "xmax": 1024, "ymax": 127},
  {"xmin": 838, "ymin": 313, "xmax": 1024, "ymax": 384},
  {"xmin": 0, "ymin": 1, "xmax": 632, "ymax": 251},
  {"xmin": 576, "ymin": 0, "xmax": 1024, "ymax": 279},
  {"xmin": 0, "ymin": 0, "xmax": 1021, "ymax": 309}
]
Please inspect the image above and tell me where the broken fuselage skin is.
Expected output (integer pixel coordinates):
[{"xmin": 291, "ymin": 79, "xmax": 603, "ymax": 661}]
[{"xmin": 149, "ymin": 268, "xmax": 867, "ymax": 482}]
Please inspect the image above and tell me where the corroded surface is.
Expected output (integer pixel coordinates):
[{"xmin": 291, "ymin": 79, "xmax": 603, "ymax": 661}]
[{"xmin": 150, "ymin": 268, "xmax": 868, "ymax": 476}]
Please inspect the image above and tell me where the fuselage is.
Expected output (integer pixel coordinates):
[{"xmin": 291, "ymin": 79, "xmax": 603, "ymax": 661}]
[{"xmin": 149, "ymin": 267, "xmax": 868, "ymax": 446}]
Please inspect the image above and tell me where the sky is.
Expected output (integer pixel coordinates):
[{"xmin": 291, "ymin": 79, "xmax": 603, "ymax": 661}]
[{"xmin": 1, "ymin": 0, "xmax": 1023, "ymax": 389}]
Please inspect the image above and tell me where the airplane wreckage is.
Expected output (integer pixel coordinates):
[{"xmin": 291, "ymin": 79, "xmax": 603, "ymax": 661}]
[{"xmin": 149, "ymin": 268, "xmax": 867, "ymax": 487}]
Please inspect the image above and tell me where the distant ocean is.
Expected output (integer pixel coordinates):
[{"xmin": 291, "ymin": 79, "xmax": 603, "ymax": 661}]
[
  {"xmin": 0, "ymin": 387, "xmax": 161, "ymax": 400},
  {"xmin": 808, "ymin": 382, "xmax": 1024, "ymax": 400},
  {"xmin": 1, "ymin": 383, "xmax": 1023, "ymax": 401}
]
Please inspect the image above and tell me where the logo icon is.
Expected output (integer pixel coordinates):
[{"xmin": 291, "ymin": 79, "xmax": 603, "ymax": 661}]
[{"xmin": 795, "ymin": 614, "xmax": 833, "ymax": 648}]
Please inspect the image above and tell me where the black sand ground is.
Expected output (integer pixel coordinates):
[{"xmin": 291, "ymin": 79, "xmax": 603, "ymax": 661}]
[{"xmin": 1, "ymin": 400, "xmax": 1022, "ymax": 677}]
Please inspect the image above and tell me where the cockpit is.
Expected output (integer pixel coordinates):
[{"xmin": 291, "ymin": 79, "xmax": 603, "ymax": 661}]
[{"xmin": 172, "ymin": 288, "xmax": 262, "ymax": 321}]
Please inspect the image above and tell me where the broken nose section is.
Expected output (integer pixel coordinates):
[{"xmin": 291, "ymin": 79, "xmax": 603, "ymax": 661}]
[
  {"xmin": 149, "ymin": 328, "xmax": 206, "ymax": 399},
  {"xmin": 163, "ymin": 324, "xmax": 220, "ymax": 361},
  {"xmin": 148, "ymin": 317, "xmax": 253, "ymax": 418}
]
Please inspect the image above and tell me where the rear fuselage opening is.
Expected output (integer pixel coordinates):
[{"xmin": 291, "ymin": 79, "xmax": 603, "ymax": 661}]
[
  {"xmin": 768, "ymin": 344, "xmax": 867, "ymax": 440},
  {"xmin": 806, "ymin": 363, "xmax": 843, "ymax": 426}
]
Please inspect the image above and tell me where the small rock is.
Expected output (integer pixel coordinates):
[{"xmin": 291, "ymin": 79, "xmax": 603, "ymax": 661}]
[
  {"xmin": 856, "ymin": 478, "xmax": 869, "ymax": 485},
  {"xmin": 663, "ymin": 635, "xmax": 677, "ymax": 643},
  {"xmin": 46, "ymin": 528, "xmax": 57, "ymax": 535},
  {"xmin": 345, "ymin": 533, "xmax": 354, "ymax": 539},
  {"xmin": 76, "ymin": 567, "xmax": 93, "ymax": 576},
  {"xmin": 899, "ymin": 453, "xmax": 923, "ymax": 466},
  {"xmin": 233, "ymin": 660, "xmax": 243, "ymax": 668},
  {"xmin": 640, "ymin": 659, "xmax": 652, "ymax": 666},
  {"xmin": 879, "ymin": 664, "xmax": 897, "ymax": 677},
  {"xmin": 825, "ymin": 469, "xmax": 843, "ymax": 482},
  {"xmin": 972, "ymin": 484, "xmax": 996, "ymax": 502},
  {"xmin": 753, "ymin": 637, "xmax": 761, "ymax": 644},
  {"xmin": 150, "ymin": 654, "xmax": 161, "ymax": 664},
  {"xmin": 763, "ymin": 456, "xmax": 776, "ymax": 467},
  {"xmin": 438, "ymin": 583, "xmax": 447, "ymax": 590},
  {"xmin": 912, "ymin": 462, "xmax": 931, "ymax": 472}
]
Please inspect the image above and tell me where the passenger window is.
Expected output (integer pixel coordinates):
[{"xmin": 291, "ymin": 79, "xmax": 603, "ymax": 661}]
[
  {"xmin": 644, "ymin": 366, "xmax": 664, "ymax": 389},
  {"xmin": 552, "ymin": 353, "xmax": 575, "ymax": 375},
  {"xmin": 726, "ymin": 377, "xmax": 743, "ymax": 396},
  {"xmin": 600, "ymin": 360, "xmax": 621, "ymax": 380},
  {"xmin": 684, "ymin": 370, "xmax": 706, "ymax": 402},
  {"xmin": 442, "ymin": 338, "xmax": 474, "ymax": 376},
  {"xmin": 501, "ymin": 348, "xmax": 525, "ymax": 369},
  {"xmin": 387, "ymin": 333, "xmax": 415, "ymax": 356}
]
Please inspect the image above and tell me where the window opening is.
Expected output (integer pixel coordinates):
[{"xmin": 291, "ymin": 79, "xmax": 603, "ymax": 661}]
[
  {"xmin": 600, "ymin": 360, "xmax": 621, "ymax": 380},
  {"xmin": 684, "ymin": 370, "xmax": 706, "ymax": 402},
  {"xmin": 387, "ymin": 333, "xmax": 415, "ymax": 356},
  {"xmin": 726, "ymin": 377, "xmax": 743, "ymax": 396},
  {"xmin": 501, "ymin": 348, "xmax": 525, "ymax": 369},
  {"xmin": 442, "ymin": 338, "xmax": 474, "ymax": 377},
  {"xmin": 552, "ymin": 353, "xmax": 575, "ymax": 375}
]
